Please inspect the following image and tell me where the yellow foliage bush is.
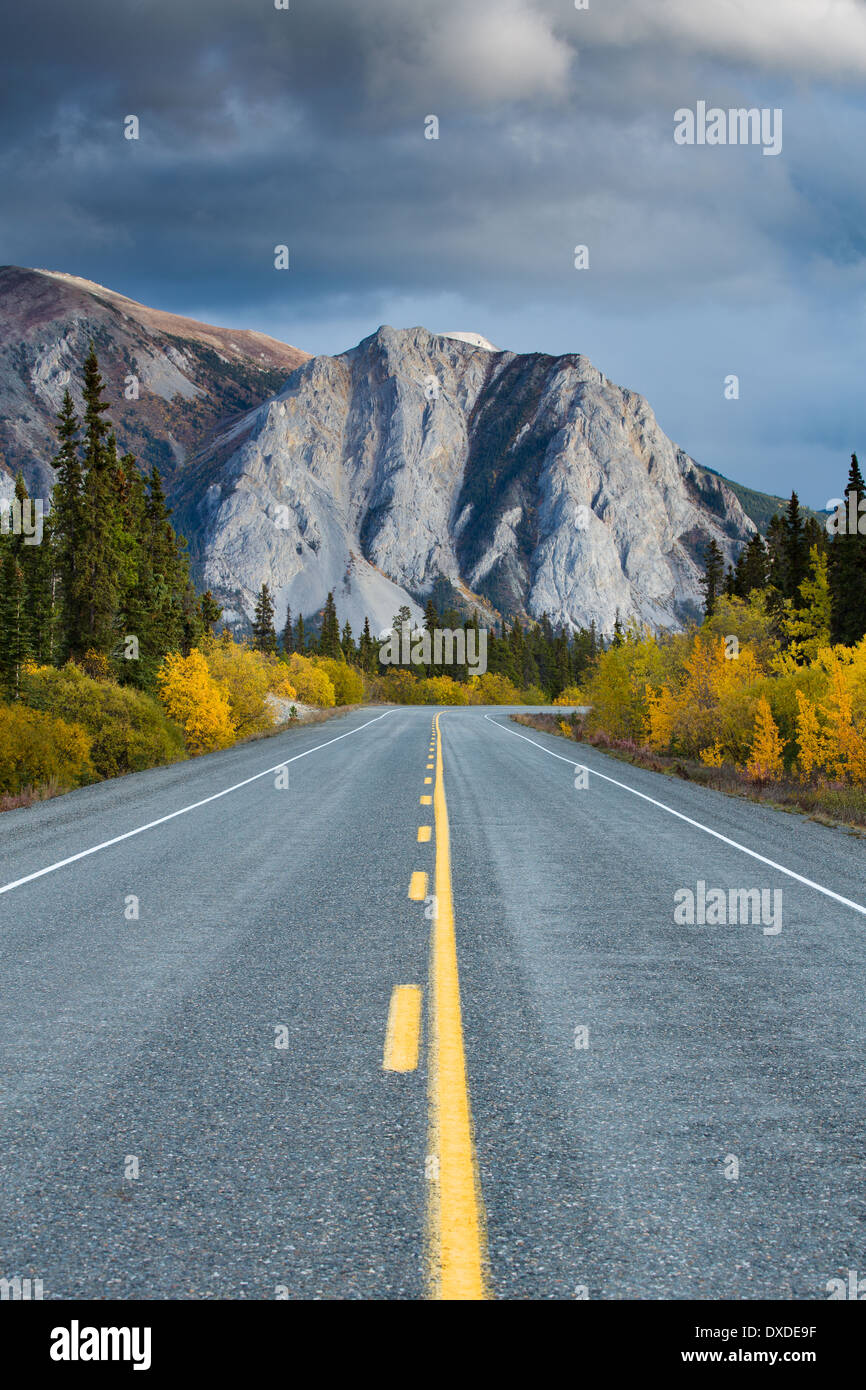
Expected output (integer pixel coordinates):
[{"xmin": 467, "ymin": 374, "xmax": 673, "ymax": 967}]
[
  {"xmin": 553, "ymin": 685, "xmax": 585, "ymax": 706},
  {"xmin": 315, "ymin": 657, "xmax": 364, "ymax": 705},
  {"xmin": 286, "ymin": 653, "xmax": 336, "ymax": 707},
  {"xmin": 745, "ymin": 696, "xmax": 785, "ymax": 782},
  {"xmin": 21, "ymin": 660, "xmax": 185, "ymax": 777},
  {"xmin": 157, "ymin": 650, "xmax": 235, "ymax": 754},
  {"xmin": 204, "ymin": 633, "xmax": 296, "ymax": 736},
  {"xmin": 467, "ymin": 672, "xmax": 524, "ymax": 705},
  {"xmin": 415, "ymin": 674, "xmax": 470, "ymax": 704},
  {"xmin": 584, "ymin": 629, "xmax": 668, "ymax": 742},
  {"xmin": 0, "ymin": 701, "xmax": 94, "ymax": 794},
  {"xmin": 646, "ymin": 635, "xmax": 763, "ymax": 761}
]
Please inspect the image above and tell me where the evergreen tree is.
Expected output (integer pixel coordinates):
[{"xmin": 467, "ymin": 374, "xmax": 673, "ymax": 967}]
[
  {"xmin": 50, "ymin": 389, "xmax": 83, "ymax": 659},
  {"xmin": 320, "ymin": 591, "xmax": 341, "ymax": 658},
  {"xmin": 252, "ymin": 582, "xmax": 278, "ymax": 653},
  {"xmin": 71, "ymin": 347, "xmax": 126, "ymax": 657},
  {"xmin": 200, "ymin": 590, "xmax": 223, "ymax": 635},
  {"xmin": 295, "ymin": 613, "xmax": 306, "ymax": 653},
  {"xmin": 765, "ymin": 513, "xmax": 788, "ymax": 596},
  {"xmin": 700, "ymin": 539, "xmax": 724, "ymax": 619},
  {"xmin": 0, "ymin": 476, "xmax": 32, "ymax": 696},
  {"xmin": 734, "ymin": 533, "xmax": 769, "ymax": 597},
  {"xmin": 359, "ymin": 616, "xmax": 376, "ymax": 672},
  {"xmin": 340, "ymin": 619, "xmax": 354, "ymax": 660},
  {"xmin": 281, "ymin": 604, "xmax": 294, "ymax": 655},
  {"xmin": 783, "ymin": 492, "xmax": 808, "ymax": 600},
  {"xmin": 829, "ymin": 453, "xmax": 866, "ymax": 645}
]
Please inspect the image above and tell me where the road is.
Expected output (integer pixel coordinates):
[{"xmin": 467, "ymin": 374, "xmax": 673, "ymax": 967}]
[{"xmin": 1, "ymin": 705, "xmax": 865, "ymax": 1301}]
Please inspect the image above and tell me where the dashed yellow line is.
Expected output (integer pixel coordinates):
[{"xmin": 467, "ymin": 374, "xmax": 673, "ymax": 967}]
[
  {"xmin": 420, "ymin": 795, "xmax": 432, "ymax": 806},
  {"xmin": 408, "ymin": 871, "xmax": 428, "ymax": 901},
  {"xmin": 418, "ymin": 825, "xmax": 432, "ymax": 842},
  {"xmin": 426, "ymin": 712, "xmax": 488, "ymax": 1300},
  {"xmin": 424, "ymin": 776, "xmax": 432, "ymax": 785},
  {"xmin": 383, "ymin": 985, "xmax": 423, "ymax": 1072}
]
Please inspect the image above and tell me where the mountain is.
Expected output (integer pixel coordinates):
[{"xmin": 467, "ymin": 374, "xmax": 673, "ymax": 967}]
[
  {"xmin": 0, "ymin": 270, "xmax": 766, "ymax": 637},
  {"xmin": 172, "ymin": 324, "xmax": 757, "ymax": 636},
  {"xmin": 0, "ymin": 266, "xmax": 308, "ymax": 501}
]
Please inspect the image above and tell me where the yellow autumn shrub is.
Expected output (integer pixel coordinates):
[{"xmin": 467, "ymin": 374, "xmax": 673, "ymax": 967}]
[
  {"xmin": 286, "ymin": 653, "xmax": 336, "ymax": 707},
  {"xmin": 315, "ymin": 657, "xmax": 364, "ymax": 705},
  {"xmin": 745, "ymin": 696, "xmax": 785, "ymax": 782},
  {"xmin": 0, "ymin": 701, "xmax": 94, "ymax": 794},
  {"xmin": 203, "ymin": 633, "xmax": 297, "ymax": 736},
  {"xmin": 156, "ymin": 650, "xmax": 235, "ymax": 754}
]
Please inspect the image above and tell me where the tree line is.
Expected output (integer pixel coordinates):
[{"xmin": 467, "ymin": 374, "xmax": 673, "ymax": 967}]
[
  {"xmin": 250, "ymin": 583, "xmax": 604, "ymax": 699},
  {"xmin": 700, "ymin": 456, "xmax": 866, "ymax": 651},
  {"xmin": 0, "ymin": 346, "xmax": 222, "ymax": 698}
]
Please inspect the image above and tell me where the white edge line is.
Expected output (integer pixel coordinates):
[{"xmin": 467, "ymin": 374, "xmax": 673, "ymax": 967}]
[
  {"xmin": 0, "ymin": 710, "xmax": 397, "ymax": 897},
  {"xmin": 483, "ymin": 714, "xmax": 866, "ymax": 919}
]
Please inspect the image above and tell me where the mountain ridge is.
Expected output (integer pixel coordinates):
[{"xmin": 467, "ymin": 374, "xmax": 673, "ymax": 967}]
[{"xmin": 0, "ymin": 270, "xmax": 774, "ymax": 636}]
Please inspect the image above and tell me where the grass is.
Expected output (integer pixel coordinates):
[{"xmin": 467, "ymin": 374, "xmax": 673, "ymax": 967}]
[
  {"xmin": 512, "ymin": 712, "xmax": 866, "ymax": 835},
  {"xmin": 0, "ymin": 778, "xmax": 66, "ymax": 814}
]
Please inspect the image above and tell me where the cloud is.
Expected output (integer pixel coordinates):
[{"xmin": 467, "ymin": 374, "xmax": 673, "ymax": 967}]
[
  {"xmin": 0, "ymin": 0, "xmax": 863, "ymax": 506},
  {"xmin": 581, "ymin": 0, "xmax": 866, "ymax": 80}
]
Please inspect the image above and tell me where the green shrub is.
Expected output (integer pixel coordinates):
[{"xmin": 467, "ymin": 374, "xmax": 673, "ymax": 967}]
[
  {"xmin": 21, "ymin": 661, "xmax": 186, "ymax": 778},
  {"xmin": 0, "ymin": 701, "xmax": 94, "ymax": 795}
]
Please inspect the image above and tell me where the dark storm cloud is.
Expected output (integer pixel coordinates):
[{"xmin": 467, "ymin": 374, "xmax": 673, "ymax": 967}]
[{"xmin": 1, "ymin": 0, "xmax": 864, "ymax": 502}]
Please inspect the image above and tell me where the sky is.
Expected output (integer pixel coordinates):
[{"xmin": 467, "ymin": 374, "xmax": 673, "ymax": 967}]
[{"xmin": 2, "ymin": 0, "xmax": 865, "ymax": 508}]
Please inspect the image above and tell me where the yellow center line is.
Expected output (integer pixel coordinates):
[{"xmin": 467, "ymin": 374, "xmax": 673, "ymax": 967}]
[
  {"xmin": 408, "ymin": 871, "xmax": 428, "ymax": 900},
  {"xmin": 426, "ymin": 712, "xmax": 489, "ymax": 1300},
  {"xmin": 420, "ymin": 795, "xmax": 432, "ymax": 806},
  {"xmin": 383, "ymin": 985, "xmax": 423, "ymax": 1072},
  {"xmin": 424, "ymin": 776, "xmax": 432, "ymax": 785},
  {"xmin": 418, "ymin": 825, "xmax": 432, "ymax": 842}
]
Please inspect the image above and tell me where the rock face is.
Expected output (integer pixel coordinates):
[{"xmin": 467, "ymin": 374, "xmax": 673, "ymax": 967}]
[
  {"xmin": 174, "ymin": 325, "xmax": 755, "ymax": 636},
  {"xmin": 0, "ymin": 266, "xmax": 308, "ymax": 501},
  {"xmin": 0, "ymin": 269, "xmax": 757, "ymax": 637}
]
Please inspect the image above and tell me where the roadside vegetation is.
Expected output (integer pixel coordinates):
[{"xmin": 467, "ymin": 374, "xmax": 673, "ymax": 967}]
[{"xmin": 3, "ymin": 346, "xmax": 864, "ymax": 822}]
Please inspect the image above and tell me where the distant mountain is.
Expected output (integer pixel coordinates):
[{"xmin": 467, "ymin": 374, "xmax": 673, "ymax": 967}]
[
  {"xmin": 172, "ymin": 324, "xmax": 758, "ymax": 636},
  {"xmin": 0, "ymin": 266, "xmax": 307, "ymax": 500},
  {"xmin": 702, "ymin": 468, "xmax": 825, "ymax": 533},
  {"xmin": 0, "ymin": 270, "xmax": 783, "ymax": 636}
]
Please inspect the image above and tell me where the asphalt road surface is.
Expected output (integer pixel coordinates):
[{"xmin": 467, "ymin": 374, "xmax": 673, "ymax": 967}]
[{"xmin": 1, "ymin": 705, "xmax": 865, "ymax": 1301}]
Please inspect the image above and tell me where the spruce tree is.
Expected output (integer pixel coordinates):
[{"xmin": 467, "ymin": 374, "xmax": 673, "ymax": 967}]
[
  {"xmin": 700, "ymin": 539, "xmax": 724, "ymax": 619},
  {"xmin": 0, "ymin": 477, "xmax": 32, "ymax": 696},
  {"xmin": 295, "ymin": 613, "xmax": 306, "ymax": 653},
  {"xmin": 829, "ymin": 454, "xmax": 866, "ymax": 645},
  {"xmin": 359, "ymin": 616, "xmax": 375, "ymax": 672},
  {"xmin": 71, "ymin": 347, "xmax": 125, "ymax": 658},
  {"xmin": 200, "ymin": 590, "xmax": 223, "ymax": 634},
  {"xmin": 783, "ymin": 492, "xmax": 808, "ymax": 599},
  {"xmin": 320, "ymin": 591, "xmax": 341, "ymax": 658},
  {"xmin": 252, "ymin": 582, "xmax": 277, "ymax": 653},
  {"xmin": 50, "ymin": 390, "xmax": 83, "ymax": 660},
  {"xmin": 281, "ymin": 604, "xmax": 294, "ymax": 655},
  {"xmin": 734, "ymin": 532, "xmax": 769, "ymax": 597}
]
